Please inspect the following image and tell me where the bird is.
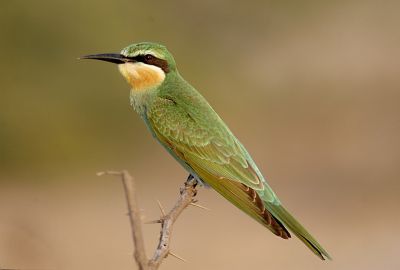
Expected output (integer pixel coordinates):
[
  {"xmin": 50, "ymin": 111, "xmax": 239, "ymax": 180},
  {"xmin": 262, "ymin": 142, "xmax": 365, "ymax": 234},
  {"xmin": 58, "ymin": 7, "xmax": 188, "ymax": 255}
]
[{"xmin": 81, "ymin": 42, "xmax": 331, "ymax": 260}]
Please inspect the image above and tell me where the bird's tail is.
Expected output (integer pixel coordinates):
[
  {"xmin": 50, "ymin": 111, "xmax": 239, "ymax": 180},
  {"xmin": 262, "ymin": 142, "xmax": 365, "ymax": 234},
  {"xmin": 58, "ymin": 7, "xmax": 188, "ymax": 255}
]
[{"xmin": 268, "ymin": 204, "xmax": 331, "ymax": 260}]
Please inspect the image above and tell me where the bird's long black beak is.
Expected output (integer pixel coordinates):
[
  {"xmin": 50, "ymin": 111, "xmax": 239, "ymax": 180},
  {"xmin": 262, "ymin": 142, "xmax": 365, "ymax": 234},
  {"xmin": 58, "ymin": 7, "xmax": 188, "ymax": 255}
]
[{"xmin": 79, "ymin": 53, "xmax": 129, "ymax": 64}]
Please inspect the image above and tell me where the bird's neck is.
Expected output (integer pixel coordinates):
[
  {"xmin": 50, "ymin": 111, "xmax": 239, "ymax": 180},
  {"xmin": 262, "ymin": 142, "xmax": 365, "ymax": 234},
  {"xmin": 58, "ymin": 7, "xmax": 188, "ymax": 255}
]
[
  {"xmin": 129, "ymin": 89, "xmax": 156, "ymax": 115},
  {"xmin": 129, "ymin": 71, "xmax": 185, "ymax": 115}
]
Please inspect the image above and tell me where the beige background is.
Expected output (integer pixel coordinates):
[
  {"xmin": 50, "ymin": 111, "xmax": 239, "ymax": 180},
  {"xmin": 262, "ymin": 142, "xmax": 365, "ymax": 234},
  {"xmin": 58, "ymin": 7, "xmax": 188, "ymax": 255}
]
[{"xmin": 1, "ymin": 1, "xmax": 399, "ymax": 269}]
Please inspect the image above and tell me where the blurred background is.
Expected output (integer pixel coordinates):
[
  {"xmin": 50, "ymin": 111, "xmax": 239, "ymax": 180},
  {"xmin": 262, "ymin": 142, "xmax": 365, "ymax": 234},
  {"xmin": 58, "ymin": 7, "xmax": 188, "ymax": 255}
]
[{"xmin": 0, "ymin": 0, "xmax": 399, "ymax": 269}]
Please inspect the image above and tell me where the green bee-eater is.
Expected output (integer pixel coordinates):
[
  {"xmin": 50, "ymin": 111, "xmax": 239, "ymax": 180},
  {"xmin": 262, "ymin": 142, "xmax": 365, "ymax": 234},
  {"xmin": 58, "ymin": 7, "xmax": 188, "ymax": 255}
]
[{"xmin": 82, "ymin": 42, "xmax": 330, "ymax": 260}]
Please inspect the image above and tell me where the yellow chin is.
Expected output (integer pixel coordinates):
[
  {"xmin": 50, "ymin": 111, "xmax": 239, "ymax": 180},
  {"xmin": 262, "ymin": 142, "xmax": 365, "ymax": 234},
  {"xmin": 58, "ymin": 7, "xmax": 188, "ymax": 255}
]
[{"xmin": 118, "ymin": 62, "xmax": 166, "ymax": 92}]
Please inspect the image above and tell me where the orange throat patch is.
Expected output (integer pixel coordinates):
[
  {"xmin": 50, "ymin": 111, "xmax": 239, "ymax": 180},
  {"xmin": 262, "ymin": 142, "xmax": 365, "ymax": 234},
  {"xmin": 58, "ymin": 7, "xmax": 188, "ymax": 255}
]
[{"xmin": 118, "ymin": 62, "xmax": 166, "ymax": 92}]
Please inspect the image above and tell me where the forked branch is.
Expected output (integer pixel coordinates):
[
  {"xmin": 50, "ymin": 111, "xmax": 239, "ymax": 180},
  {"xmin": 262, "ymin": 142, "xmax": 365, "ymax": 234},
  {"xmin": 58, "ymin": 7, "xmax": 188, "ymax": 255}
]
[{"xmin": 97, "ymin": 170, "xmax": 198, "ymax": 270}]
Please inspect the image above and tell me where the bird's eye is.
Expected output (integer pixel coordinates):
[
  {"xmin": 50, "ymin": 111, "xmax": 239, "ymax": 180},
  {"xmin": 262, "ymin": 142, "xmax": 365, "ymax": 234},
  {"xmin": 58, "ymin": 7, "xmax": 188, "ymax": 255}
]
[{"xmin": 144, "ymin": 54, "xmax": 154, "ymax": 61}]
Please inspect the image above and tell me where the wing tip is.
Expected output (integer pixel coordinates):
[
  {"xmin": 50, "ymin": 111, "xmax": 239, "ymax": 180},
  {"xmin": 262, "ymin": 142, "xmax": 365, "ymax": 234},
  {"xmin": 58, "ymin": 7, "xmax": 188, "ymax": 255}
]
[{"xmin": 300, "ymin": 235, "xmax": 332, "ymax": 261}]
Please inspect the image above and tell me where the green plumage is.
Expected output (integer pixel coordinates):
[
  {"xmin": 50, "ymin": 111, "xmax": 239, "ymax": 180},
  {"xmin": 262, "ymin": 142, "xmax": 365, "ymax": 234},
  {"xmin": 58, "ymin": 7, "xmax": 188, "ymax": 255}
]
[
  {"xmin": 83, "ymin": 42, "xmax": 331, "ymax": 260},
  {"xmin": 143, "ymin": 70, "xmax": 330, "ymax": 260}
]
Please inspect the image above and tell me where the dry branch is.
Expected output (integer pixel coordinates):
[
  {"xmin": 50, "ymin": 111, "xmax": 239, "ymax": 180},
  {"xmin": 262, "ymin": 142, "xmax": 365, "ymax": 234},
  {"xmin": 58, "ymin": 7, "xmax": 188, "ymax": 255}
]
[{"xmin": 98, "ymin": 170, "xmax": 198, "ymax": 270}]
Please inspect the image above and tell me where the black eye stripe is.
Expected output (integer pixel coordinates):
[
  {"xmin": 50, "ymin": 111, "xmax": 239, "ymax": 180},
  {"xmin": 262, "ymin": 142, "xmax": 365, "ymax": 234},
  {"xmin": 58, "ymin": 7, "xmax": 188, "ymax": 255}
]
[{"xmin": 126, "ymin": 54, "xmax": 170, "ymax": 73}]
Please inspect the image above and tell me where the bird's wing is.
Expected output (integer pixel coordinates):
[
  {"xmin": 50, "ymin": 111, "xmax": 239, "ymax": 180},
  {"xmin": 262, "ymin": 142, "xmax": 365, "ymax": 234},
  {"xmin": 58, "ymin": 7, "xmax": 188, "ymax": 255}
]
[
  {"xmin": 147, "ymin": 96, "xmax": 290, "ymax": 238},
  {"xmin": 147, "ymin": 95, "xmax": 331, "ymax": 260}
]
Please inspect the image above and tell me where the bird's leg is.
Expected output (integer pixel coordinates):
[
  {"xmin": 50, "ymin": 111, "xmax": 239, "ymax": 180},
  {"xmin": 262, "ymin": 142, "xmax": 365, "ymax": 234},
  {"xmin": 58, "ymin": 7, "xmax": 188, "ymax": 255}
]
[
  {"xmin": 186, "ymin": 174, "xmax": 197, "ymax": 185},
  {"xmin": 185, "ymin": 174, "xmax": 210, "ymax": 210},
  {"xmin": 186, "ymin": 174, "xmax": 194, "ymax": 181},
  {"xmin": 183, "ymin": 174, "xmax": 198, "ymax": 196}
]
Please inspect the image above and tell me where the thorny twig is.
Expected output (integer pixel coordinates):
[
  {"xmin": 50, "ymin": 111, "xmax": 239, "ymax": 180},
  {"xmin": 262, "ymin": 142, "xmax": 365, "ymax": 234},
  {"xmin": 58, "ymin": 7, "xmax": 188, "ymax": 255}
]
[{"xmin": 97, "ymin": 170, "xmax": 198, "ymax": 270}]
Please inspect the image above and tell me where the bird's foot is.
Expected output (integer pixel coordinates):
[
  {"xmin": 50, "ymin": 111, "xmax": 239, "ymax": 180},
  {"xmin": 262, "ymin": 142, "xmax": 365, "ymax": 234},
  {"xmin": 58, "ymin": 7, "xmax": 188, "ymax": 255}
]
[
  {"xmin": 182, "ymin": 174, "xmax": 198, "ymax": 196},
  {"xmin": 186, "ymin": 174, "xmax": 198, "ymax": 186}
]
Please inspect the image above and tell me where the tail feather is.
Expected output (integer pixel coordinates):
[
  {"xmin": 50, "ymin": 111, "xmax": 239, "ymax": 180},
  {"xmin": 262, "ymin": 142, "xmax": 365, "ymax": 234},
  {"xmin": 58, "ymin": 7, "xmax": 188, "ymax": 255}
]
[{"xmin": 267, "ymin": 203, "xmax": 332, "ymax": 260}]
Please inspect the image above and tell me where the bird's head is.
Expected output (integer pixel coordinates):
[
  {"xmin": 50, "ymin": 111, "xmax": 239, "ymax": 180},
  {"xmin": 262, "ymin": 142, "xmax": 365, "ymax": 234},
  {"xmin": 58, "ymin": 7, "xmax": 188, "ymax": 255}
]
[{"xmin": 81, "ymin": 42, "xmax": 176, "ymax": 92}]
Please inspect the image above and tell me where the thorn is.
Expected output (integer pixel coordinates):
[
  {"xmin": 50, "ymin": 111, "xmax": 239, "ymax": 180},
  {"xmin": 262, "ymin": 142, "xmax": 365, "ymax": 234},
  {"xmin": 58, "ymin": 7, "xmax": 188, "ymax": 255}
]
[
  {"xmin": 168, "ymin": 251, "xmax": 187, "ymax": 262},
  {"xmin": 144, "ymin": 219, "xmax": 163, "ymax": 224},
  {"xmin": 96, "ymin": 170, "xmax": 122, "ymax": 177},
  {"xmin": 190, "ymin": 202, "xmax": 210, "ymax": 211},
  {"xmin": 156, "ymin": 200, "xmax": 166, "ymax": 217}
]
